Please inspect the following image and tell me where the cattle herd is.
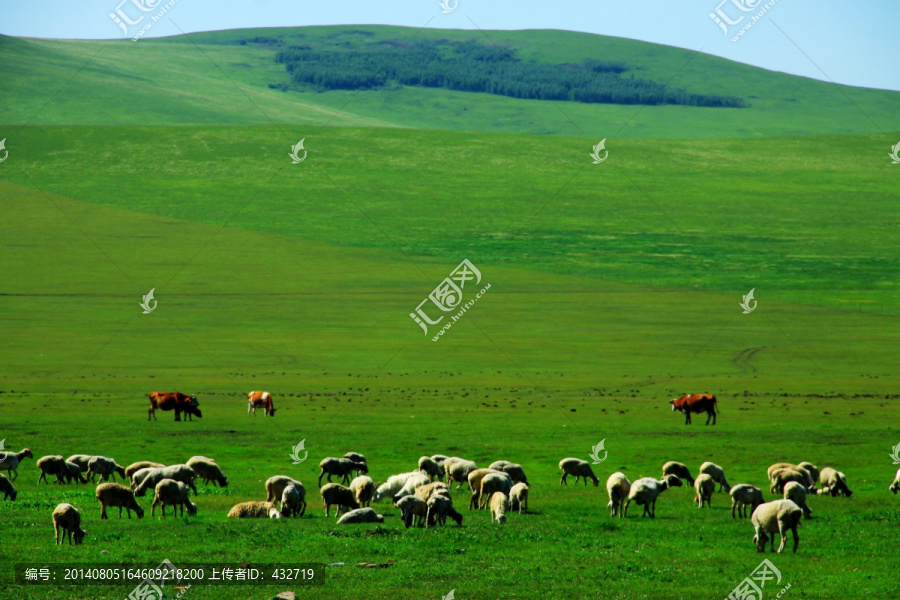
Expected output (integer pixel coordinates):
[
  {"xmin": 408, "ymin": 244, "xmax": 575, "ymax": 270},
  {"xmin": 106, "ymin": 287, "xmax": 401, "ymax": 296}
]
[{"xmin": 1, "ymin": 390, "xmax": 899, "ymax": 556}]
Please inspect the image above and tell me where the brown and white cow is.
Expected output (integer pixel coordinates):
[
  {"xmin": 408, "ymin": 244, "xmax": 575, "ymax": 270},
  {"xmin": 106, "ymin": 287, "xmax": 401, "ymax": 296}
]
[
  {"xmin": 148, "ymin": 391, "xmax": 201, "ymax": 422},
  {"xmin": 670, "ymin": 394, "xmax": 718, "ymax": 425},
  {"xmin": 247, "ymin": 391, "xmax": 276, "ymax": 417}
]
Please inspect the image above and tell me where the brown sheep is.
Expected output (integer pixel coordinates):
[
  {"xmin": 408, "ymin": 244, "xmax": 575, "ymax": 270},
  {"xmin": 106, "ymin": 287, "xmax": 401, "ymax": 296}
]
[{"xmin": 52, "ymin": 503, "xmax": 87, "ymax": 545}]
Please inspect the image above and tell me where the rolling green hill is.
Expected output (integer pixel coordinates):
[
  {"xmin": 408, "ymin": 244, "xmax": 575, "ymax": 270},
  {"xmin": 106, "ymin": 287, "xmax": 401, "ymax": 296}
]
[{"xmin": 1, "ymin": 26, "xmax": 898, "ymax": 137}]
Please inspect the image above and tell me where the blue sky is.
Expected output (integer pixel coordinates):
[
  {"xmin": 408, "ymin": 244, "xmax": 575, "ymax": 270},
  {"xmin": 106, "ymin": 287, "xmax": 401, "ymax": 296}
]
[{"xmin": 2, "ymin": 0, "xmax": 898, "ymax": 91}]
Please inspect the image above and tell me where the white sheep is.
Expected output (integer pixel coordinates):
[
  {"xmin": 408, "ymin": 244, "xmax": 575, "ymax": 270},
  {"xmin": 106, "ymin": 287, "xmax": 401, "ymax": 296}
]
[
  {"xmin": 769, "ymin": 468, "xmax": 811, "ymax": 495},
  {"xmin": 396, "ymin": 494, "xmax": 428, "ymax": 528},
  {"xmin": 0, "ymin": 448, "xmax": 34, "ymax": 481},
  {"xmin": 337, "ymin": 507, "xmax": 384, "ymax": 524},
  {"xmin": 430, "ymin": 455, "xmax": 449, "ymax": 466},
  {"xmin": 133, "ymin": 465, "xmax": 197, "ymax": 497},
  {"xmin": 661, "ymin": 461, "xmax": 695, "ymax": 486},
  {"xmin": 349, "ymin": 476, "xmax": 375, "ymax": 508},
  {"xmin": 86, "ymin": 456, "xmax": 126, "ymax": 483},
  {"xmin": 37, "ymin": 455, "xmax": 68, "ymax": 484},
  {"xmin": 606, "ymin": 473, "xmax": 631, "ymax": 517},
  {"xmin": 318, "ymin": 457, "xmax": 368, "ymax": 487},
  {"xmin": 320, "ymin": 483, "xmax": 360, "ymax": 517},
  {"xmin": 479, "ymin": 472, "xmax": 513, "ymax": 509},
  {"xmin": 125, "ymin": 461, "xmax": 165, "ymax": 481},
  {"xmin": 392, "ymin": 472, "xmax": 431, "ymax": 502},
  {"xmin": 96, "ymin": 482, "xmax": 144, "ymax": 519},
  {"xmin": 558, "ymin": 458, "xmax": 599, "ymax": 486},
  {"xmin": 698, "ymin": 462, "xmax": 730, "ymax": 492},
  {"xmin": 624, "ymin": 475, "xmax": 682, "ymax": 518},
  {"xmin": 227, "ymin": 501, "xmax": 279, "ymax": 518},
  {"xmin": 729, "ymin": 484, "xmax": 764, "ymax": 519},
  {"xmin": 0, "ymin": 474, "xmax": 18, "ymax": 500},
  {"xmin": 418, "ymin": 456, "xmax": 444, "ymax": 481},
  {"xmin": 414, "ymin": 481, "xmax": 449, "ymax": 502},
  {"xmin": 818, "ymin": 467, "xmax": 852, "ymax": 497},
  {"xmin": 281, "ymin": 483, "xmax": 307, "ymax": 518},
  {"xmin": 467, "ymin": 468, "xmax": 501, "ymax": 510},
  {"xmin": 152, "ymin": 479, "xmax": 197, "ymax": 517},
  {"xmin": 186, "ymin": 457, "xmax": 228, "ymax": 488},
  {"xmin": 783, "ymin": 481, "xmax": 812, "ymax": 518},
  {"xmin": 373, "ymin": 472, "xmax": 420, "ymax": 502},
  {"xmin": 444, "ymin": 458, "xmax": 478, "ymax": 489},
  {"xmin": 264, "ymin": 475, "xmax": 303, "ymax": 507},
  {"xmin": 510, "ymin": 482, "xmax": 529, "ymax": 514},
  {"xmin": 890, "ymin": 468, "xmax": 900, "ymax": 494},
  {"xmin": 426, "ymin": 494, "xmax": 463, "ymax": 527},
  {"xmin": 66, "ymin": 454, "xmax": 92, "ymax": 473},
  {"xmin": 694, "ymin": 473, "xmax": 715, "ymax": 508},
  {"xmin": 489, "ymin": 492, "xmax": 509, "ymax": 524},
  {"xmin": 52, "ymin": 503, "xmax": 87, "ymax": 545},
  {"xmin": 751, "ymin": 499, "xmax": 802, "ymax": 553},
  {"xmin": 488, "ymin": 461, "xmax": 528, "ymax": 485},
  {"xmin": 767, "ymin": 463, "xmax": 815, "ymax": 491},
  {"xmin": 797, "ymin": 461, "xmax": 820, "ymax": 484}
]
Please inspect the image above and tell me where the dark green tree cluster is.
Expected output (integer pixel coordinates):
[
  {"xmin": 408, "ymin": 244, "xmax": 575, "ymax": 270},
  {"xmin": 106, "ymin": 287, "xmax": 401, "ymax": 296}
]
[{"xmin": 274, "ymin": 40, "xmax": 745, "ymax": 108}]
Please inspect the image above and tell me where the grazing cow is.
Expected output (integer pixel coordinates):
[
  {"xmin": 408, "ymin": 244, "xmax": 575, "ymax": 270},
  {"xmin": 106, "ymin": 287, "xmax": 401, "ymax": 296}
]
[
  {"xmin": 247, "ymin": 391, "xmax": 276, "ymax": 417},
  {"xmin": 670, "ymin": 394, "xmax": 718, "ymax": 425},
  {"xmin": 148, "ymin": 391, "xmax": 201, "ymax": 422}
]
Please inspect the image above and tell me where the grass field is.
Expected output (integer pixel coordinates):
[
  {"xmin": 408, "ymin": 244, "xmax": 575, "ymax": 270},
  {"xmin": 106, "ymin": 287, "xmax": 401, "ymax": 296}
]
[{"xmin": 1, "ymin": 23, "xmax": 899, "ymax": 600}]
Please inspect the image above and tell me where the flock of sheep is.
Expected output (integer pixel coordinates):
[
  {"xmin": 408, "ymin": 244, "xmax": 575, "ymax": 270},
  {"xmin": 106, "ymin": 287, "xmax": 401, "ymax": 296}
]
[{"xmin": 3, "ymin": 444, "xmax": 899, "ymax": 553}]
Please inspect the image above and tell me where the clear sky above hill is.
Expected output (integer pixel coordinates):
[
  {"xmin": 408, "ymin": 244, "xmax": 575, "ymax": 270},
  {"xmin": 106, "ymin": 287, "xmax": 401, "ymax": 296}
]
[{"xmin": 1, "ymin": 0, "xmax": 898, "ymax": 91}]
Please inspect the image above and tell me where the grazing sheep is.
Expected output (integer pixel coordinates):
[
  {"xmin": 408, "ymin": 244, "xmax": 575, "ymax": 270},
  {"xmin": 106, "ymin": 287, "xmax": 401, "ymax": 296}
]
[
  {"xmin": 479, "ymin": 473, "xmax": 514, "ymax": 509},
  {"xmin": 66, "ymin": 454, "xmax": 92, "ymax": 473},
  {"xmin": 510, "ymin": 482, "xmax": 529, "ymax": 514},
  {"xmin": 96, "ymin": 483, "xmax": 144, "ymax": 519},
  {"xmin": 694, "ymin": 473, "xmax": 716, "ymax": 508},
  {"xmin": 558, "ymin": 458, "xmax": 599, "ymax": 486},
  {"xmin": 125, "ymin": 461, "xmax": 165, "ymax": 480},
  {"xmin": 65, "ymin": 461, "xmax": 88, "ymax": 484},
  {"xmin": 337, "ymin": 507, "xmax": 384, "ymax": 524},
  {"xmin": 349, "ymin": 476, "xmax": 375, "ymax": 508},
  {"xmin": 265, "ymin": 475, "xmax": 303, "ymax": 506},
  {"xmin": 444, "ymin": 458, "xmax": 479, "ymax": 489},
  {"xmin": 0, "ymin": 448, "xmax": 34, "ymax": 481},
  {"xmin": 890, "ymin": 468, "xmax": 900, "ymax": 494},
  {"xmin": 396, "ymin": 494, "xmax": 428, "ymax": 528},
  {"xmin": 373, "ymin": 472, "xmax": 420, "ymax": 502},
  {"xmin": 467, "ymin": 468, "xmax": 502, "ymax": 510},
  {"xmin": 37, "ymin": 455, "xmax": 68, "ymax": 485},
  {"xmin": 86, "ymin": 456, "xmax": 126, "ymax": 483},
  {"xmin": 606, "ymin": 473, "xmax": 631, "ymax": 517},
  {"xmin": 783, "ymin": 481, "xmax": 812, "ymax": 518},
  {"xmin": 186, "ymin": 457, "xmax": 228, "ymax": 488},
  {"xmin": 488, "ymin": 461, "xmax": 528, "ymax": 485},
  {"xmin": 0, "ymin": 473, "xmax": 17, "ymax": 500},
  {"xmin": 818, "ymin": 467, "xmax": 853, "ymax": 497},
  {"xmin": 227, "ymin": 501, "xmax": 279, "ymax": 519},
  {"xmin": 797, "ymin": 461, "xmax": 820, "ymax": 484},
  {"xmin": 624, "ymin": 475, "xmax": 683, "ymax": 518},
  {"xmin": 133, "ymin": 465, "xmax": 197, "ymax": 497},
  {"xmin": 414, "ymin": 481, "xmax": 450, "ymax": 502},
  {"xmin": 489, "ymin": 492, "xmax": 509, "ymax": 524},
  {"xmin": 281, "ymin": 483, "xmax": 306, "ymax": 518},
  {"xmin": 767, "ymin": 463, "xmax": 816, "ymax": 491},
  {"xmin": 661, "ymin": 461, "xmax": 695, "ymax": 486},
  {"xmin": 430, "ymin": 454, "xmax": 449, "ymax": 467},
  {"xmin": 392, "ymin": 472, "xmax": 431, "ymax": 502},
  {"xmin": 729, "ymin": 484, "xmax": 764, "ymax": 519},
  {"xmin": 770, "ymin": 468, "xmax": 812, "ymax": 495},
  {"xmin": 699, "ymin": 462, "xmax": 731, "ymax": 492},
  {"xmin": 342, "ymin": 452, "xmax": 368, "ymax": 475},
  {"xmin": 320, "ymin": 483, "xmax": 359, "ymax": 517},
  {"xmin": 318, "ymin": 457, "xmax": 368, "ymax": 487},
  {"xmin": 151, "ymin": 479, "xmax": 197, "ymax": 517},
  {"xmin": 426, "ymin": 493, "xmax": 463, "ymax": 527},
  {"xmin": 418, "ymin": 456, "xmax": 445, "ymax": 481},
  {"xmin": 52, "ymin": 503, "xmax": 87, "ymax": 545},
  {"xmin": 751, "ymin": 499, "xmax": 802, "ymax": 553}
]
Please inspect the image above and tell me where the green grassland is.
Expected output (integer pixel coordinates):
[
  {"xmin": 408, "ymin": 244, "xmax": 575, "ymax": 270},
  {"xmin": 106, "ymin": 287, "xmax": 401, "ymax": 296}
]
[{"xmin": 1, "ymin": 23, "xmax": 899, "ymax": 600}]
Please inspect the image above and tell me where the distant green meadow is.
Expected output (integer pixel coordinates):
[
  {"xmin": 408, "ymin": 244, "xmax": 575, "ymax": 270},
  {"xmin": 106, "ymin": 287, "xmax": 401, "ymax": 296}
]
[{"xmin": 1, "ymin": 24, "xmax": 899, "ymax": 600}]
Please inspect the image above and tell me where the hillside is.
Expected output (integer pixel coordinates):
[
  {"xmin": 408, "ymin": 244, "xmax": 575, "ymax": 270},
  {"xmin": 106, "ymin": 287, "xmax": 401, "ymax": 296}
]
[{"xmin": 1, "ymin": 26, "xmax": 898, "ymax": 137}]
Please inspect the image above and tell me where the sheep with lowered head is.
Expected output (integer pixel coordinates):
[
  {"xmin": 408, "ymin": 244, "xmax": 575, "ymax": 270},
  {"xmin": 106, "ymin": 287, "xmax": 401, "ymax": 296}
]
[
  {"xmin": 373, "ymin": 472, "xmax": 420, "ymax": 503},
  {"xmin": 349, "ymin": 476, "xmax": 375, "ymax": 508},
  {"xmin": 468, "ymin": 468, "xmax": 502, "ymax": 510},
  {"xmin": 818, "ymin": 467, "xmax": 852, "ymax": 497},
  {"xmin": 318, "ymin": 457, "xmax": 368, "ymax": 487},
  {"xmin": 342, "ymin": 452, "xmax": 368, "ymax": 475},
  {"xmin": 698, "ymin": 462, "xmax": 730, "ymax": 492},
  {"xmin": 37, "ymin": 455, "xmax": 68, "ymax": 485},
  {"xmin": 729, "ymin": 484, "xmax": 764, "ymax": 519},
  {"xmin": 65, "ymin": 461, "xmax": 88, "ymax": 484},
  {"xmin": 890, "ymin": 468, "xmax": 900, "ymax": 494},
  {"xmin": 415, "ymin": 481, "xmax": 450, "ymax": 502},
  {"xmin": 52, "ymin": 503, "xmax": 87, "ymax": 545},
  {"xmin": 0, "ymin": 448, "xmax": 34, "ymax": 481},
  {"xmin": 797, "ymin": 461, "xmax": 820, "ymax": 484},
  {"xmin": 281, "ymin": 483, "xmax": 307, "ymax": 518},
  {"xmin": 418, "ymin": 456, "xmax": 444, "ymax": 481},
  {"xmin": 661, "ymin": 461, "xmax": 695, "ymax": 486},
  {"xmin": 392, "ymin": 472, "xmax": 431, "ymax": 503},
  {"xmin": 66, "ymin": 454, "xmax": 92, "ymax": 474},
  {"xmin": 488, "ymin": 461, "xmax": 529, "ymax": 485},
  {"xmin": 426, "ymin": 494, "xmax": 463, "ymax": 527},
  {"xmin": 479, "ymin": 473, "xmax": 513, "ymax": 510},
  {"xmin": 510, "ymin": 482, "xmax": 529, "ymax": 514},
  {"xmin": 624, "ymin": 475, "xmax": 682, "ymax": 518},
  {"xmin": 133, "ymin": 465, "xmax": 197, "ymax": 497},
  {"xmin": 767, "ymin": 463, "xmax": 815, "ymax": 491},
  {"xmin": 694, "ymin": 473, "xmax": 716, "ymax": 508},
  {"xmin": 265, "ymin": 475, "xmax": 303, "ymax": 507},
  {"xmin": 489, "ymin": 492, "xmax": 509, "ymax": 524},
  {"xmin": 770, "ymin": 468, "xmax": 811, "ymax": 495},
  {"xmin": 337, "ymin": 507, "xmax": 384, "ymax": 524},
  {"xmin": 321, "ymin": 483, "xmax": 360, "ymax": 517},
  {"xmin": 606, "ymin": 473, "xmax": 631, "ymax": 517},
  {"xmin": 96, "ymin": 483, "xmax": 144, "ymax": 519},
  {"xmin": 558, "ymin": 458, "xmax": 599, "ymax": 486},
  {"xmin": 751, "ymin": 499, "xmax": 802, "ymax": 553},
  {"xmin": 396, "ymin": 494, "xmax": 428, "ymax": 528},
  {"xmin": 783, "ymin": 481, "xmax": 812, "ymax": 518},
  {"xmin": 227, "ymin": 501, "xmax": 280, "ymax": 519},
  {"xmin": 125, "ymin": 461, "xmax": 165, "ymax": 481},
  {"xmin": 152, "ymin": 478, "xmax": 197, "ymax": 518},
  {"xmin": 444, "ymin": 458, "xmax": 479, "ymax": 489},
  {"xmin": 0, "ymin": 473, "xmax": 18, "ymax": 500},
  {"xmin": 186, "ymin": 456, "xmax": 228, "ymax": 488},
  {"xmin": 87, "ymin": 456, "xmax": 126, "ymax": 483}
]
